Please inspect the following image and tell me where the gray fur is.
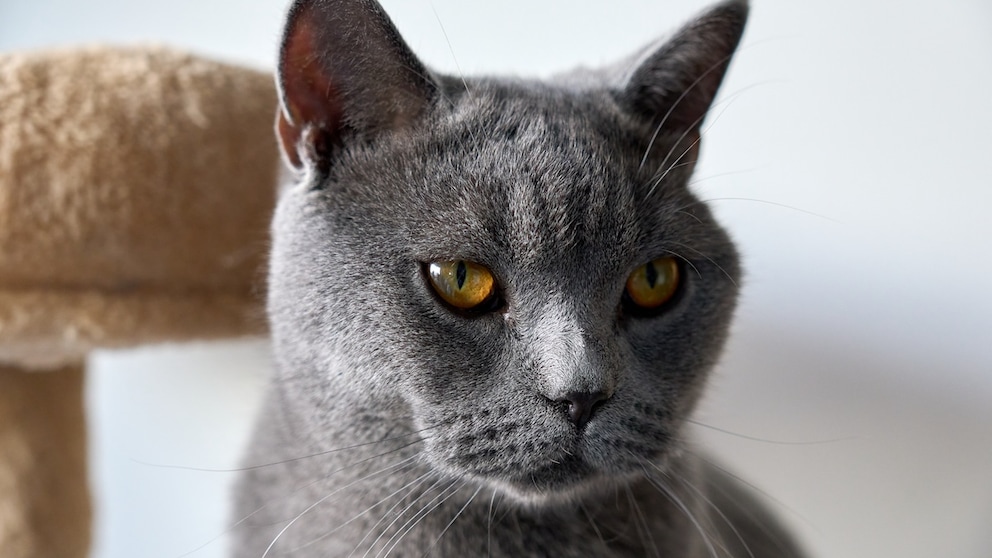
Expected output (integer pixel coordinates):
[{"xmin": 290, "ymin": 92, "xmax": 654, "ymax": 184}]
[{"xmin": 233, "ymin": 0, "xmax": 806, "ymax": 556}]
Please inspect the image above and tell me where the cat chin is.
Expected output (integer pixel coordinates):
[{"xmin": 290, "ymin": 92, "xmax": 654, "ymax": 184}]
[
  {"xmin": 486, "ymin": 472, "xmax": 647, "ymax": 509},
  {"xmin": 471, "ymin": 465, "xmax": 658, "ymax": 509}
]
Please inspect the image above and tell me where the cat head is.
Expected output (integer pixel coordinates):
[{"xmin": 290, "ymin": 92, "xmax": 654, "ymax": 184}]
[{"xmin": 269, "ymin": 0, "xmax": 747, "ymax": 503}]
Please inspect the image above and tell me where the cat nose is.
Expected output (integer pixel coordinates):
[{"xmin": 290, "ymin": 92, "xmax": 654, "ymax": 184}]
[{"xmin": 557, "ymin": 391, "xmax": 610, "ymax": 430}]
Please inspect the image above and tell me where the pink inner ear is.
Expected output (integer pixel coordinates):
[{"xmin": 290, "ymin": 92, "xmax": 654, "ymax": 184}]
[{"xmin": 277, "ymin": 14, "xmax": 344, "ymax": 169}]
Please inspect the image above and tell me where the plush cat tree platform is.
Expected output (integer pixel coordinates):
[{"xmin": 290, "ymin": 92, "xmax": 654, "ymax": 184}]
[{"xmin": 0, "ymin": 46, "xmax": 279, "ymax": 557}]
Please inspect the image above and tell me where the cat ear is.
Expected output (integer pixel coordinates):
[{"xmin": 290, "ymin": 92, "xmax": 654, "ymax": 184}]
[
  {"xmin": 619, "ymin": 0, "xmax": 748, "ymax": 133},
  {"xmin": 276, "ymin": 0, "xmax": 438, "ymax": 170}
]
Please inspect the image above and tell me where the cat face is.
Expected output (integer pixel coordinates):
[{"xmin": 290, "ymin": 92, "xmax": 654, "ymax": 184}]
[{"xmin": 269, "ymin": 0, "xmax": 746, "ymax": 504}]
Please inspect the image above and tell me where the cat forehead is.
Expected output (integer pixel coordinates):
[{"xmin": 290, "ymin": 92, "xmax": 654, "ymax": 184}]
[
  {"xmin": 404, "ymin": 87, "xmax": 647, "ymax": 257},
  {"xmin": 439, "ymin": 79, "xmax": 633, "ymax": 155},
  {"xmin": 319, "ymin": 80, "xmax": 698, "ymax": 270}
]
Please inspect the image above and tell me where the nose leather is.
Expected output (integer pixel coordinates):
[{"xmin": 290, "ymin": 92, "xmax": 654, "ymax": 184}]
[{"xmin": 558, "ymin": 391, "xmax": 609, "ymax": 429}]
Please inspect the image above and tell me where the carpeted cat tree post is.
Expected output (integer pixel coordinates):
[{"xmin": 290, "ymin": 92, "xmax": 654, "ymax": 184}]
[{"xmin": 0, "ymin": 46, "xmax": 279, "ymax": 557}]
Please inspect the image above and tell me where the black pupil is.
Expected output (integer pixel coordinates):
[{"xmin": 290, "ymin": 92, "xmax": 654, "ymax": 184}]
[
  {"xmin": 645, "ymin": 261, "xmax": 658, "ymax": 288},
  {"xmin": 456, "ymin": 261, "xmax": 467, "ymax": 289}
]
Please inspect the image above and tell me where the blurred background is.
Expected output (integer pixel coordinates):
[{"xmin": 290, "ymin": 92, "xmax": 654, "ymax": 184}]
[{"xmin": 1, "ymin": 0, "xmax": 990, "ymax": 557}]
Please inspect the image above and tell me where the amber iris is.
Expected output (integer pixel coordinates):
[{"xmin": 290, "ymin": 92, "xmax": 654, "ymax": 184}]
[
  {"xmin": 427, "ymin": 260, "xmax": 497, "ymax": 310},
  {"xmin": 625, "ymin": 257, "xmax": 680, "ymax": 310}
]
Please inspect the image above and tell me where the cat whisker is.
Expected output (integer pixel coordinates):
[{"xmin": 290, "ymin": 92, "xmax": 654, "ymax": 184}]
[
  {"xmin": 274, "ymin": 435, "xmax": 428, "ymax": 503},
  {"xmin": 486, "ymin": 486, "xmax": 498, "ymax": 557},
  {"xmin": 261, "ymin": 455, "xmax": 420, "ymax": 558},
  {"xmin": 421, "ymin": 483, "xmax": 483, "ymax": 557},
  {"xmin": 645, "ymin": 79, "xmax": 771, "ymax": 199},
  {"xmin": 625, "ymin": 483, "xmax": 661, "ymax": 558},
  {"xmin": 675, "ymin": 473, "xmax": 756, "ymax": 558},
  {"xmin": 178, "ymin": 435, "xmax": 431, "ymax": 557},
  {"xmin": 393, "ymin": 58, "xmax": 488, "ymax": 153},
  {"xmin": 643, "ymin": 474, "xmax": 720, "ymax": 558},
  {"xmin": 687, "ymin": 168, "xmax": 759, "ymax": 190},
  {"xmin": 359, "ymin": 475, "xmax": 447, "ymax": 558},
  {"xmin": 674, "ymin": 209, "xmax": 705, "ymax": 225},
  {"xmin": 493, "ymin": 489, "xmax": 514, "ymax": 526},
  {"xmin": 659, "ymin": 246, "xmax": 705, "ymax": 281},
  {"xmin": 430, "ymin": 4, "xmax": 471, "ymax": 98},
  {"xmin": 684, "ymin": 196, "xmax": 840, "ymax": 223},
  {"xmin": 698, "ymin": 470, "xmax": 808, "ymax": 555},
  {"xmin": 292, "ymin": 468, "xmax": 435, "ymax": 554},
  {"xmin": 635, "ymin": 34, "xmax": 784, "ymax": 175},
  {"xmin": 646, "ymin": 134, "xmax": 701, "ymax": 198},
  {"xmin": 687, "ymin": 418, "xmax": 852, "ymax": 446},
  {"xmin": 398, "ymin": 6, "xmax": 488, "ymax": 155},
  {"xmin": 694, "ymin": 77, "xmax": 789, "ymax": 142},
  {"xmin": 637, "ymin": 49, "xmax": 744, "ymax": 172},
  {"xmin": 578, "ymin": 501, "xmax": 610, "ymax": 552},
  {"xmin": 663, "ymin": 240, "xmax": 737, "ymax": 287},
  {"xmin": 643, "ymin": 71, "xmax": 760, "ymax": 197},
  {"xmin": 684, "ymin": 451, "xmax": 816, "ymax": 533},
  {"xmin": 649, "ymin": 160, "xmax": 697, "ymax": 186},
  {"xmin": 646, "ymin": 160, "xmax": 698, "ymax": 200},
  {"xmin": 632, "ymin": 455, "xmax": 719, "ymax": 558},
  {"xmin": 378, "ymin": 479, "xmax": 465, "ymax": 558},
  {"xmin": 339, "ymin": 471, "xmax": 436, "ymax": 556},
  {"xmin": 149, "ymin": 422, "xmax": 445, "ymax": 474}
]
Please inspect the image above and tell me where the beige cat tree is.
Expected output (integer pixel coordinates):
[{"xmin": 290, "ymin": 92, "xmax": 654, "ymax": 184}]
[{"xmin": 0, "ymin": 46, "xmax": 280, "ymax": 557}]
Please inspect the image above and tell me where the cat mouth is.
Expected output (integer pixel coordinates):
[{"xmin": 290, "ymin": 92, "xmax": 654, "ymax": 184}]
[
  {"xmin": 482, "ymin": 435, "xmax": 674, "ymax": 501},
  {"xmin": 492, "ymin": 453, "xmax": 605, "ymax": 499}
]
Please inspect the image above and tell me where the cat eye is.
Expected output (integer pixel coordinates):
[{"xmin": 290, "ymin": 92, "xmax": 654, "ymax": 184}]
[
  {"xmin": 426, "ymin": 260, "xmax": 499, "ymax": 312},
  {"xmin": 624, "ymin": 257, "xmax": 681, "ymax": 313}
]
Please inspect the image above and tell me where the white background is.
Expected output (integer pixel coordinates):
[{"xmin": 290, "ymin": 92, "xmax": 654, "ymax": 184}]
[{"xmin": 1, "ymin": 1, "xmax": 990, "ymax": 557}]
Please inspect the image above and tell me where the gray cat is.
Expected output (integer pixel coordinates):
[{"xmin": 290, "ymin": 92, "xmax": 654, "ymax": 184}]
[{"xmin": 232, "ymin": 0, "xmax": 805, "ymax": 556}]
